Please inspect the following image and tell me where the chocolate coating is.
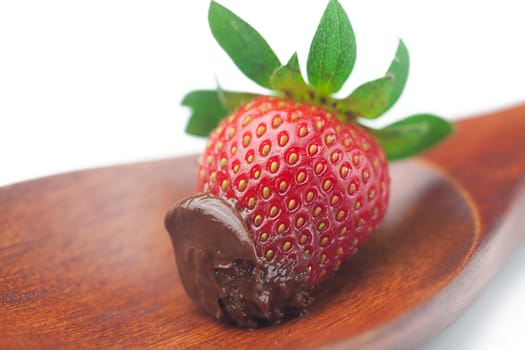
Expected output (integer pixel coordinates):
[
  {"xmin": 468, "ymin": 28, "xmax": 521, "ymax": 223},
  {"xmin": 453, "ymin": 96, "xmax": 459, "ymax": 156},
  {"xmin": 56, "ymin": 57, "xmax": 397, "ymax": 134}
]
[{"xmin": 165, "ymin": 194, "xmax": 313, "ymax": 328}]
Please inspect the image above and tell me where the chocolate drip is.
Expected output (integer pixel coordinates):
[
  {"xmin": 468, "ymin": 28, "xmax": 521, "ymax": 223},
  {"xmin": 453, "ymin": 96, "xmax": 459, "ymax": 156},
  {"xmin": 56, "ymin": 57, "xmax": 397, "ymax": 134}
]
[{"xmin": 165, "ymin": 194, "xmax": 313, "ymax": 328}]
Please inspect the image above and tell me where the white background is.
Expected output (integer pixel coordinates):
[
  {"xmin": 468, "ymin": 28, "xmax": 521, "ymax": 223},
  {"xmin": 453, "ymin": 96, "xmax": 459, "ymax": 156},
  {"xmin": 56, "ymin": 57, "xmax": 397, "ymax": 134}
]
[{"xmin": 1, "ymin": 1, "xmax": 524, "ymax": 348}]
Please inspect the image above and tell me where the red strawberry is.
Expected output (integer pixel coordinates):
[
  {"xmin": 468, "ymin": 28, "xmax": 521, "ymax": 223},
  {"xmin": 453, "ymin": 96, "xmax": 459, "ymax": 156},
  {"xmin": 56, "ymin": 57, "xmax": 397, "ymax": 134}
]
[
  {"xmin": 166, "ymin": 0, "xmax": 452, "ymax": 328},
  {"xmin": 197, "ymin": 96, "xmax": 389, "ymax": 286}
]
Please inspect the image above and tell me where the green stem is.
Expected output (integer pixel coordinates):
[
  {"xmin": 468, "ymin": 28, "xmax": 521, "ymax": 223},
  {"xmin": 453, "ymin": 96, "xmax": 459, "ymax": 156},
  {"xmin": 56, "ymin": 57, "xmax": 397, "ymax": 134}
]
[{"xmin": 278, "ymin": 89, "xmax": 359, "ymax": 122}]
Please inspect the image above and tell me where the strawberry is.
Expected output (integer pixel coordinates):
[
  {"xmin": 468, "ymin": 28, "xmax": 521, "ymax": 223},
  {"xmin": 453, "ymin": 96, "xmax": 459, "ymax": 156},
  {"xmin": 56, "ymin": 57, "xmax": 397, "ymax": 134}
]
[
  {"xmin": 197, "ymin": 96, "xmax": 389, "ymax": 286},
  {"xmin": 167, "ymin": 0, "xmax": 453, "ymax": 327}
]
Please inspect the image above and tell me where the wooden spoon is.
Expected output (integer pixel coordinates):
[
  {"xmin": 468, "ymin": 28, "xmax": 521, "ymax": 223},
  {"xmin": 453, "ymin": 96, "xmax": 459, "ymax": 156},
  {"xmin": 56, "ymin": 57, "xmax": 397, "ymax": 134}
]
[{"xmin": 1, "ymin": 103, "xmax": 524, "ymax": 349}]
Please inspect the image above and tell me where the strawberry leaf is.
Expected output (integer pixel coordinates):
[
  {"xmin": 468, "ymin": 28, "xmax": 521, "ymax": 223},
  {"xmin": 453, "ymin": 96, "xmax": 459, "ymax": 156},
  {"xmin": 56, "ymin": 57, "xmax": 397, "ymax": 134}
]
[
  {"xmin": 385, "ymin": 39, "xmax": 410, "ymax": 112},
  {"xmin": 270, "ymin": 53, "xmax": 310, "ymax": 97},
  {"xmin": 342, "ymin": 76, "xmax": 395, "ymax": 119},
  {"xmin": 370, "ymin": 114, "xmax": 453, "ymax": 160},
  {"xmin": 341, "ymin": 39, "xmax": 408, "ymax": 119},
  {"xmin": 307, "ymin": 0, "xmax": 356, "ymax": 95},
  {"xmin": 182, "ymin": 89, "xmax": 261, "ymax": 137},
  {"xmin": 217, "ymin": 86, "xmax": 260, "ymax": 113},
  {"xmin": 182, "ymin": 90, "xmax": 226, "ymax": 137},
  {"xmin": 208, "ymin": 1, "xmax": 281, "ymax": 89}
]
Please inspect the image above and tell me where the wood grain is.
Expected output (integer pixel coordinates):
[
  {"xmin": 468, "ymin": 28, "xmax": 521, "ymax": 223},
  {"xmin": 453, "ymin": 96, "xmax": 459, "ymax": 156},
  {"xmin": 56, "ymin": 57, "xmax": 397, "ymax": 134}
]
[{"xmin": 1, "ymin": 103, "xmax": 525, "ymax": 349}]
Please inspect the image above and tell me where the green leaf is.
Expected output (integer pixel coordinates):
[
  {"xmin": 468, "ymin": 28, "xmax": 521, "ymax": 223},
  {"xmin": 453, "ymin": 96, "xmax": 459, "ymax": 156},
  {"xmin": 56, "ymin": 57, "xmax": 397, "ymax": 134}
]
[
  {"xmin": 342, "ymin": 76, "xmax": 395, "ymax": 119},
  {"xmin": 208, "ymin": 1, "xmax": 281, "ymax": 89},
  {"xmin": 181, "ymin": 89, "xmax": 261, "ymax": 137},
  {"xmin": 370, "ymin": 114, "xmax": 454, "ymax": 160},
  {"xmin": 270, "ymin": 53, "xmax": 310, "ymax": 95},
  {"xmin": 182, "ymin": 90, "xmax": 226, "ymax": 137},
  {"xmin": 217, "ymin": 85, "xmax": 260, "ymax": 113},
  {"xmin": 385, "ymin": 39, "xmax": 410, "ymax": 112},
  {"xmin": 307, "ymin": 0, "xmax": 356, "ymax": 95},
  {"xmin": 340, "ymin": 39, "xmax": 409, "ymax": 119}
]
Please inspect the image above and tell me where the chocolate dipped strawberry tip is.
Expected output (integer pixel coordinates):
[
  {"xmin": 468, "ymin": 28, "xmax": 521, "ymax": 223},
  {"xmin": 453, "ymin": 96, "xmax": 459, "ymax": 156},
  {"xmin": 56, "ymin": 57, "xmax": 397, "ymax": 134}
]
[{"xmin": 165, "ymin": 194, "xmax": 312, "ymax": 328}]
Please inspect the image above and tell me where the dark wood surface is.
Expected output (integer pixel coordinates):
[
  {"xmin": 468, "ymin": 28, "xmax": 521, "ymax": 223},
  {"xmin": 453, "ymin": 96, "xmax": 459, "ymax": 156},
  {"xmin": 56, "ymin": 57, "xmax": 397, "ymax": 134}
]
[{"xmin": 1, "ymin": 104, "xmax": 525, "ymax": 349}]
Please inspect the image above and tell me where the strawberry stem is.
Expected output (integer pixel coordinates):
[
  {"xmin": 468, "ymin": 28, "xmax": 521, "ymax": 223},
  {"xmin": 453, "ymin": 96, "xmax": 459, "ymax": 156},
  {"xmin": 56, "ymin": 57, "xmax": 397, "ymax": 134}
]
[{"xmin": 181, "ymin": 0, "xmax": 454, "ymax": 161}]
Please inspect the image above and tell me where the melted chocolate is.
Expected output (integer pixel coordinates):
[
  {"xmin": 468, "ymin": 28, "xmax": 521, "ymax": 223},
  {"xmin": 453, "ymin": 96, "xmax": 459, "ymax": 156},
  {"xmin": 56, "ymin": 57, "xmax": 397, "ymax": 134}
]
[{"xmin": 164, "ymin": 194, "xmax": 312, "ymax": 328}]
